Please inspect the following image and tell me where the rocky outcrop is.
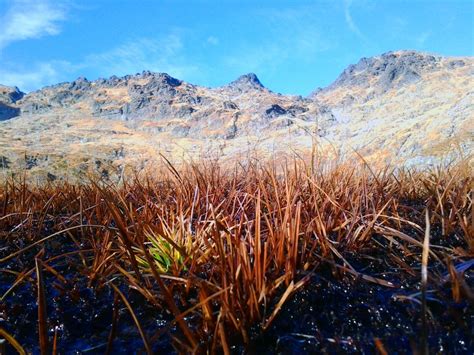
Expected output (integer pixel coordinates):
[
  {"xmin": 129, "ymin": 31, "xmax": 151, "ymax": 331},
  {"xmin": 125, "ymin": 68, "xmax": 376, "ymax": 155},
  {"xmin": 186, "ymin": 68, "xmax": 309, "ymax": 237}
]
[
  {"xmin": 226, "ymin": 73, "xmax": 265, "ymax": 93},
  {"xmin": 0, "ymin": 103, "xmax": 20, "ymax": 121},
  {"xmin": 265, "ymin": 104, "xmax": 287, "ymax": 118},
  {"xmin": 0, "ymin": 85, "xmax": 24, "ymax": 103},
  {"xmin": 320, "ymin": 51, "xmax": 446, "ymax": 96},
  {"xmin": 0, "ymin": 156, "xmax": 10, "ymax": 169},
  {"xmin": 0, "ymin": 85, "xmax": 24, "ymax": 120},
  {"xmin": 0, "ymin": 50, "xmax": 472, "ymax": 181},
  {"xmin": 8, "ymin": 70, "xmax": 337, "ymax": 140}
]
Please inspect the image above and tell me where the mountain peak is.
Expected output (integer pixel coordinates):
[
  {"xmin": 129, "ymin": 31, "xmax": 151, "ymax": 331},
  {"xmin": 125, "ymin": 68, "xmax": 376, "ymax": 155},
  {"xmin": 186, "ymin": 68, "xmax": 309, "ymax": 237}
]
[
  {"xmin": 377, "ymin": 50, "xmax": 440, "ymax": 67},
  {"xmin": 146, "ymin": 72, "xmax": 182, "ymax": 87},
  {"xmin": 93, "ymin": 71, "xmax": 182, "ymax": 88},
  {"xmin": 327, "ymin": 50, "xmax": 444, "ymax": 93},
  {"xmin": 227, "ymin": 73, "xmax": 264, "ymax": 91},
  {"xmin": 0, "ymin": 85, "xmax": 25, "ymax": 104}
]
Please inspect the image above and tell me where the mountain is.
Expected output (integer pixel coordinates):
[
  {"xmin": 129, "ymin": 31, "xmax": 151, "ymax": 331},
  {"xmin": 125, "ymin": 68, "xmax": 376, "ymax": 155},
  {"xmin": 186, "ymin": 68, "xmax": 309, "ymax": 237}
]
[
  {"xmin": 314, "ymin": 51, "xmax": 473, "ymax": 164},
  {"xmin": 0, "ymin": 50, "xmax": 472, "ymax": 181}
]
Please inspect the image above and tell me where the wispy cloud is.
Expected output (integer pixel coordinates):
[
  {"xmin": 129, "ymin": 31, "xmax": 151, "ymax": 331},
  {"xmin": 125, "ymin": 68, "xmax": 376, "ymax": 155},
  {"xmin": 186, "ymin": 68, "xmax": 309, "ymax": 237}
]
[
  {"xmin": 0, "ymin": 0, "xmax": 68, "ymax": 51},
  {"xmin": 344, "ymin": 0, "xmax": 369, "ymax": 44},
  {"xmin": 415, "ymin": 31, "xmax": 431, "ymax": 46},
  {"xmin": 223, "ymin": 5, "xmax": 334, "ymax": 78},
  {"xmin": 0, "ymin": 60, "xmax": 75, "ymax": 91},
  {"xmin": 265, "ymin": 6, "xmax": 334, "ymax": 57},
  {"xmin": 206, "ymin": 36, "xmax": 219, "ymax": 46},
  {"xmin": 85, "ymin": 33, "xmax": 199, "ymax": 80},
  {"xmin": 1, "ymin": 31, "xmax": 201, "ymax": 91},
  {"xmin": 385, "ymin": 16, "xmax": 433, "ymax": 49}
]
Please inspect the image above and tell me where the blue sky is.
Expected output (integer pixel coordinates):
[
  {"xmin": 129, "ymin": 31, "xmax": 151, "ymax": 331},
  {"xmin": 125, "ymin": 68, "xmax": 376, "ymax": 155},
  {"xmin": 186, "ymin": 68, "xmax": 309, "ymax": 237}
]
[{"xmin": 0, "ymin": 0, "xmax": 472, "ymax": 95}]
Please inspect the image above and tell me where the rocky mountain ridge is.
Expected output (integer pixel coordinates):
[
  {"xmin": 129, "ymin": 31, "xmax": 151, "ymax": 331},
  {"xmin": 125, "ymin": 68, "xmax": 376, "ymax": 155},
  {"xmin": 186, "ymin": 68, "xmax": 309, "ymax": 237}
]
[
  {"xmin": 0, "ymin": 50, "xmax": 472, "ymax": 181},
  {"xmin": 7, "ymin": 68, "xmax": 330, "ymax": 140}
]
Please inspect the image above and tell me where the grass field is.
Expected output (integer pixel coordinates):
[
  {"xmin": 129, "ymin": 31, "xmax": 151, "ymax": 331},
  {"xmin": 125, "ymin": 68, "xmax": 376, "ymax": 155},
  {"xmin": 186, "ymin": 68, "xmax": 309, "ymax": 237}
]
[{"xmin": 0, "ymin": 157, "xmax": 472, "ymax": 353}]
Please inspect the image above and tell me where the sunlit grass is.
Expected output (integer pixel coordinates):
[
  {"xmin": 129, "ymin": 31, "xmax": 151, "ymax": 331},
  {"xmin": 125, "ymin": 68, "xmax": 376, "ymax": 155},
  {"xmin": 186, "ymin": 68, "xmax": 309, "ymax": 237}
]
[{"xmin": 0, "ymin": 156, "xmax": 472, "ymax": 353}]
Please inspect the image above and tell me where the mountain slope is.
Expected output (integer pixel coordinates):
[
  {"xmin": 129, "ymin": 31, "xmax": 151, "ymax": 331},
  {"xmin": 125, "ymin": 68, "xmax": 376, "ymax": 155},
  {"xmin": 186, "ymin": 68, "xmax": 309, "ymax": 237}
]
[
  {"xmin": 314, "ymin": 51, "xmax": 473, "ymax": 164},
  {"xmin": 0, "ymin": 50, "xmax": 472, "ymax": 181}
]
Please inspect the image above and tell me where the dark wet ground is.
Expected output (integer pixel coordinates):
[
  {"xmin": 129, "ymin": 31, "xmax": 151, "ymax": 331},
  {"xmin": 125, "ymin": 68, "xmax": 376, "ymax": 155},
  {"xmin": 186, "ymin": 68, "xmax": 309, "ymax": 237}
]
[
  {"xmin": 1, "ymin": 232, "xmax": 473, "ymax": 354},
  {"xmin": 245, "ymin": 235, "xmax": 474, "ymax": 354},
  {"xmin": 247, "ymin": 266, "xmax": 473, "ymax": 354},
  {"xmin": 0, "ymin": 232, "xmax": 177, "ymax": 354}
]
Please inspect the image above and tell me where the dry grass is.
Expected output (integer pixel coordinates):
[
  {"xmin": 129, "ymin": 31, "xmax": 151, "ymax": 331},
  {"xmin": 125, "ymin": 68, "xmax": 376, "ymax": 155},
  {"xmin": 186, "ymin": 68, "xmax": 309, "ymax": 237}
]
[{"xmin": 0, "ymin": 157, "xmax": 472, "ymax": 353}]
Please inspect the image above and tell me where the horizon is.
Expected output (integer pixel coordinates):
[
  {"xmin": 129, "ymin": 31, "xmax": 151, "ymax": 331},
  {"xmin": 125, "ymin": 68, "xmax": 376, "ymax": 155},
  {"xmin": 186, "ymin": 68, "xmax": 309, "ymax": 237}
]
[
  {"xmin": 0, "ymin": 49, "xmax": 469, "ymax": 96},
  {"xmin": 0, "ymin": 0, "xmax": 473, "ymax": 95}
]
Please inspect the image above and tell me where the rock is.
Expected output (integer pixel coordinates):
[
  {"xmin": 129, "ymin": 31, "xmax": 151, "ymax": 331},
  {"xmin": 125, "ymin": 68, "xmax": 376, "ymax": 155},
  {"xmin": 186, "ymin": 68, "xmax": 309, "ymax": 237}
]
[
  {"xmin": 265, "ymin": 104, "xmax": 287, "ymax": 118},
  {"xmin": 287, "ymin": 105, "xmax": 308, "ymax": 115},
  {"xmin": 113, "ymin": 147, "xmax": 125, "ymax": 158},
  {"xmin": 0, "ymin": 85, "xmax": 24, "ymax": 120},
  {"xmin": 69, "ymin": 77, "xmax": 90, "ymax": 90},
  {"xmin": 448, "ymin": 60, "xmax": 465, "ymax": 68},
  {"xmin": 223, "ymin": 101, "xmax": 238, "ymax": 110},
  {"xmin": 0, "ymin": 156, "xmax": 10, "ymax": 169},
  {"xmin": 101, "ymin": 169, "xmax": 109, "ymax": 180},
  {"xmin": 225, "ymin": 115, "xmax": 239, "ymax": 139},
  {"xmin": 47, "ymin": 172, "xmax": 57, "ymax": 182},
  {"xmin": 25, "ymin": 155, "xmax": 38, "ymax": 169},
  {"xmin": 0, "ymin": 85, "xmax": 24, "ymax": 104},
  {"xmin": 0, "ymin": 103, "xmax": 21, "ymax": 120},
  {"xmin": 326, "ymin": 50, "xmax": 441, "ymax": 94}
]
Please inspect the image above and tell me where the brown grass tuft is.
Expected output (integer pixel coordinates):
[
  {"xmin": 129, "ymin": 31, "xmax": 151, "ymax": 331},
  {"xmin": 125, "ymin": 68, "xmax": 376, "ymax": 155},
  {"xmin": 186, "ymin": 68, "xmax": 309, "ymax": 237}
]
[{"xmin": 0, "ymin": 157, "xmax": 472, "ymax": 352}]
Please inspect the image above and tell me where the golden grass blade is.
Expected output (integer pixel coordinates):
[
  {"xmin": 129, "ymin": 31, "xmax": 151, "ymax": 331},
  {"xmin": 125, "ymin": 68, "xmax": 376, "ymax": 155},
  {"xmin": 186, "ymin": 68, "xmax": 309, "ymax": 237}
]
[
  {"xmin": 159, "ymin": 153, "xmax": 183, "ymax": 184},
  {"xmin": 105, "ymin": 293, "xmax": 120, "ymax": 355},
  {"xmin": 374, "ymin": 338, "xmax": 388, "ymax": 355},
  {"xmin": 0, "ymin": 225, "xmax": 105, "ymax": 263},
  {"xmin": 148, "ymin": 288, "xmax": 230, "ymax": 348},
  {"xmin": 110, "ymin": 283, "xmax": 152, "ymax": 355},
  {"xmin": 52, "ymin": 327, "xmax": 58, "ymax": 355},
  {"xmin": 1, "ymin": 268, "xmax": 34, "ymax": 302},
  {"xmin": 263, "ymin": 281, "xmax": 295, "ymax": 330},
  {"xmin": 35, "ymin": 258, "xmax": 49, "ymax": 355},
  {"xmin": 420, "ymin": 209, "xmax": 430, "ymax": 355},
  {"xmin": 0, "ymin": 328, "xmax": 27, "ymax": 355},
  {"xmin": 218, "ymin": 322, "xmax": 230, "ymax": 355},
  {"xmin": 103, "ymin": 199, "xmax": 144, "ymax": 282},
  {"xmin": 314, "ymin": 253, "xmax": 395, "ymax": 288},
  {"xmin": 374, "ymin": 225, "xmax": 441, "ymax": 262}
]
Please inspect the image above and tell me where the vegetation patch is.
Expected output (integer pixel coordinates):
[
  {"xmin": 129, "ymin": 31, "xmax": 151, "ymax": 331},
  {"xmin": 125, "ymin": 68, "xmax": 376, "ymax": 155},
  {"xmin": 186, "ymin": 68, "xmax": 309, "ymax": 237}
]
[{"xmin": 0, "ymin": 158, "xmax": 472, "ymax": 353}]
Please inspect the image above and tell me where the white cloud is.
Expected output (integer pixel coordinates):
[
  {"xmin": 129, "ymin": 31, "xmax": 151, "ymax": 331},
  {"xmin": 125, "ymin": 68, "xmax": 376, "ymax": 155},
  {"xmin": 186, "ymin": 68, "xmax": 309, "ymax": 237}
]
[
  {"xmin": 85, "ymin": 34, "xmax": 199, "ymax": 80},
  {"xmin": 265, "ymin": 6, "xmax": 333, "ymax": 57},
  {"xmin": 344, "ymin": 0, "xmax": 369, "ymax": 44},
  {"xmin": 0, "ymin": 32, "xmax": 202, "ymax": 92},
  {"xmin": 206, "ymin": 36, "xmax": 219, "ymax": 46},
  {"xmin": 415, "ymin": 31, "xmax": 431, "ymax": 46},
  {"xmin": 223, "ymin": 6, "xmax": 333, "ymax": 77},
  {"xmin": 0, "ymin": 0, "xmax": 67, "ymax": 50},
  {"xmin": 0, "ymin": 60, "xmax": 75, "ymax": 91}
]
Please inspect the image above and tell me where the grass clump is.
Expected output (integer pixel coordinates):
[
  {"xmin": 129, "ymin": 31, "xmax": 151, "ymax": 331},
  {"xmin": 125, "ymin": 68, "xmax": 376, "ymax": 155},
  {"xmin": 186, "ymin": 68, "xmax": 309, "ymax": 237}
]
[{"xmin": 0, "ymin": 157, "xmax": 472, "ymax": 353}]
